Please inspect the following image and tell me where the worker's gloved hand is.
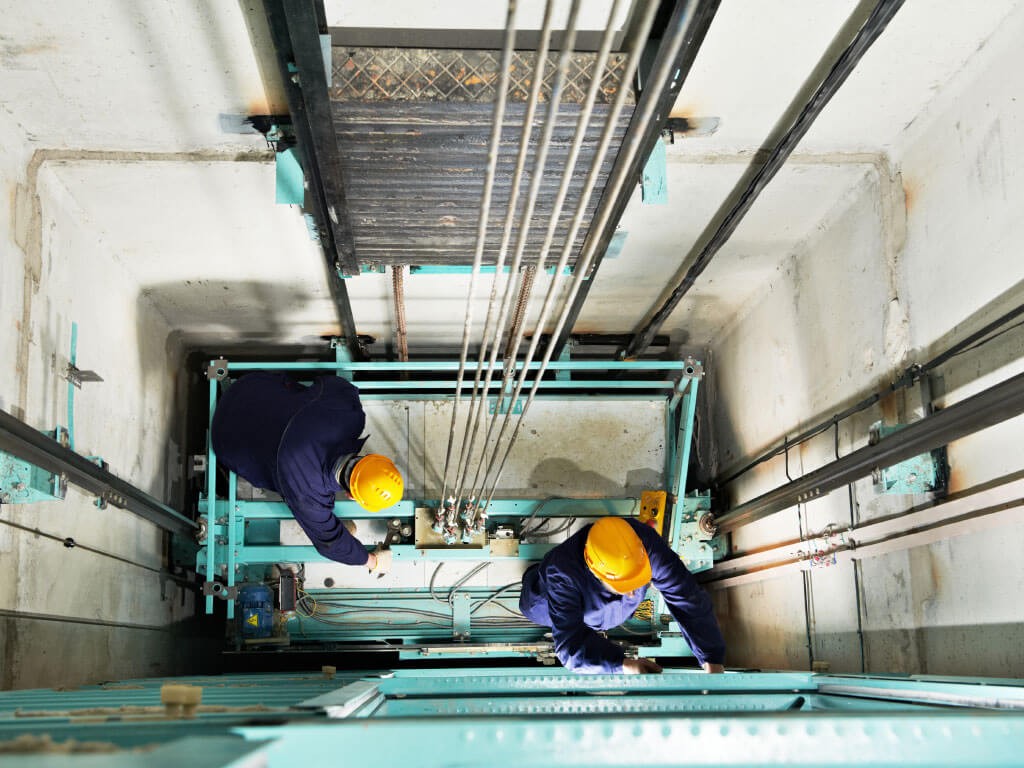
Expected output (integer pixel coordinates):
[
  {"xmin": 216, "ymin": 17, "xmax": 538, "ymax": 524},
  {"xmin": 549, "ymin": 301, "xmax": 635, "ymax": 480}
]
[
  {"xmin": 622, "ymin": 658, "xmax": 663, "ymax": 675},
  {"xmin": 367, "ymin": 547, "xmax": 392, "ymax": 577},
  {"xmin": 702, "ymin": 662, "xmax": 725, "ymax": 674}
]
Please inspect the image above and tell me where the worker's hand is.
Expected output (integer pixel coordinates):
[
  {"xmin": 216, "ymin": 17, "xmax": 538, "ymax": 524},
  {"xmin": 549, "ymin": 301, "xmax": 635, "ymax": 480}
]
[
  {"xmin": 367, "ymin": 547, "xmax": 392, "ymax": 577},
  {"xmin": 622, "ymin": 658, "xmax": 663, "ymax": 675},
  {"xmin": 702, "ymin": 662, "xmax": 725, "ymax": 674}
]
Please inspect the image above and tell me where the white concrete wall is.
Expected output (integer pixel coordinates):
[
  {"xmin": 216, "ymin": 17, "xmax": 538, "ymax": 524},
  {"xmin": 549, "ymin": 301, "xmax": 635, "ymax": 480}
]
[
  {"xmin": 0, "ymin": 122, "xmax": 200, "ymax": 689},
  {"xmin": 712, "ymin": 5, "xmax": 1024, "ymax": 676}
]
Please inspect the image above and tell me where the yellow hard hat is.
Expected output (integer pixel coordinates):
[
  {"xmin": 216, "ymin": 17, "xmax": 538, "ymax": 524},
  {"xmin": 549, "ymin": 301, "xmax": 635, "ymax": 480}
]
[
  {"xmin": 583, "ymin": 517, "xmax": 651, "ymax": 594},
  {"xmin": 348, "ymin": 454, "xmax": 403, "ymax": 512}
]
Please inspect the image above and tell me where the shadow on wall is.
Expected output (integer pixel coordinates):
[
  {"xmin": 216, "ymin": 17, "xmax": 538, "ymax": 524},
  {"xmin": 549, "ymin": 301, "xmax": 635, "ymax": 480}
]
[
  {"xmin": 135, "ymin": 280, "xmax": 313, "ymax": 507},
  {"xmin": 138, "ymin": 280, "xmax": 314, "ymax": 342},
  {"xmin": 1, "ymin": 612, "xmax": 224, "ymax": 690},
  {"xmin": 531, "ymin": 458, "xmax": 618, "ymax": 498}
]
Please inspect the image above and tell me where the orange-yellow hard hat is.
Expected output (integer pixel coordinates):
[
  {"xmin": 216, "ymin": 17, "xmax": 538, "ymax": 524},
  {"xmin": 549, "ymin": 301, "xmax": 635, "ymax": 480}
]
[
  {"xmin": 348, "ymin": 454, "xmax": 403, "ymax": 512},
  {"xmin": 583, "ymin": 517, "xmax": 652, "ymax": 593}
]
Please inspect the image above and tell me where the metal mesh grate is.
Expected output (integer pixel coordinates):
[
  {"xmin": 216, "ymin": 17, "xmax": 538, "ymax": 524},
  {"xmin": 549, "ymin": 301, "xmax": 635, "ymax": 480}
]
[{"xmin": 331, "ymin": 48, "xmax": 633, "ymax": 104}]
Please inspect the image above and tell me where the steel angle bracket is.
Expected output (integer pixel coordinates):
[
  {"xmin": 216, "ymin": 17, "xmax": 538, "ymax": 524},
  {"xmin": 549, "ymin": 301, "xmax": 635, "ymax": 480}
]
[{"xmin": 208, "ymin": 359, "xmax": 229, "ymax": 381}]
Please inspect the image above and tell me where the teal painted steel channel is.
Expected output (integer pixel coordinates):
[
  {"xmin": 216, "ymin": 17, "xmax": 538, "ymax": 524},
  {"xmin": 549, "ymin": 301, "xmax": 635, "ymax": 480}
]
[
  {"xmin": 204, "ymin": 376, "xmax": 217, "ymax": 613},
  {"xmin": 5, "ymin": 669, "xmax": 1024, "ymax": 765},
  {"xmin": 198, "ymin": 357, "xmax": 703, "ymax": 659},
  {"xmin": 225, "ymin": 360, "xmax": 688, "ymax": 371}
]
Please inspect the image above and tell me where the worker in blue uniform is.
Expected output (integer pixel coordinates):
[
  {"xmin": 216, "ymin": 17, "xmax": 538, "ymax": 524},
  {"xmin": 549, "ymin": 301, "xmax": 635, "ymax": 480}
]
[
  {"xmin": 211, "ymin": 372, "xmax": 403, "ymax": 573},
  {"xmin": 520, "ymin": 516, "xmax": 725, "ymax": 674}
]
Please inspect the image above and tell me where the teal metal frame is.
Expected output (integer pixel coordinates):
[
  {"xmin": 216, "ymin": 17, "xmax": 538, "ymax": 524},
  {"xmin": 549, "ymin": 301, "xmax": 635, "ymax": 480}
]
[
  {"xmin": 197, "ymin": 355, "xmax": 710, "ymax": 659},
  {"xmin": 4, "ymin": 668, "xmax": 1024, "ymax": 766}
]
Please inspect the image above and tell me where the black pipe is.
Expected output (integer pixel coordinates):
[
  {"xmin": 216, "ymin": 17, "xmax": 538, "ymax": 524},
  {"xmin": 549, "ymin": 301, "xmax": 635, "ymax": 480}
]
[
  {"xmin": 548, "ymin": 0, "xmax": 721, "ymax": 360},
  {"xmin": 0, "ymin": 408, "xmax": 195, "ymax": 535},
  {"xmin": 714, "ymin": 368, "xmax": 1024, "ymax": 532},
  {"xmin": 621, "ymin": 0, "xmax": 905, "ymax": 359}
]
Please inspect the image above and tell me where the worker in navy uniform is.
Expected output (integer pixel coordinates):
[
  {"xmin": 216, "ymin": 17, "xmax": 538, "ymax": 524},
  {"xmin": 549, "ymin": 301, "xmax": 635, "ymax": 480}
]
[
  {"xmin": 520, "ymin": 516, "xmax": 725, "ymax": 674},
  {"xmin": 211, "ymin": 372, "xmax": 403, "ymax": 574}
]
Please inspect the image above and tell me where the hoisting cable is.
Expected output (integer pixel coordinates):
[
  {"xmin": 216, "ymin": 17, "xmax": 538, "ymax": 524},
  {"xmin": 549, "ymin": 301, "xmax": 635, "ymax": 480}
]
[
  {"xmin": 466, "ymin": 0, "xmax": 627, "ymax": 506},
  {"xmin": 479, "ymin": 0, "xmax": 690, "ymax": 510},
  {"xmin": 448, "ymin": 0, "xmax": 558, "ymax": 516},
  {"xmin": 439, "ymin": 0, "xmax": 519, "ymax": 506},
  {"xmin": 451, "ymin": 0, "xmax": 583, "ymax": 512}
]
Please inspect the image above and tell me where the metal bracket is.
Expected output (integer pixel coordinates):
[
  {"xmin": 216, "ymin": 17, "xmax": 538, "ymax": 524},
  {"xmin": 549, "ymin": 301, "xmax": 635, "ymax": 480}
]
[
  {"xmin": 452, "ymin": 593, "xmax": 471, "ymax": 639},
  {"xmin": 203, "ymin": 581, "xmax": 238, "ymax": 600},
  {"xmin": 207, "ymin": 359, "xmax": 229, "ymax": 381},
  {"xmin": 681, "ymin": 356, "xmax": 704, "ymax": 379},
  {"xmin": 63, "ymin": 363, "xmax": 104, "ymax": 389}
]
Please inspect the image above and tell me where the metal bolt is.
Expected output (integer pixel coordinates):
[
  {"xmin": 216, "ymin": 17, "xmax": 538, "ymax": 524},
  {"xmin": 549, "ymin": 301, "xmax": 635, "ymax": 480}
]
[{"xmin": 290, "ymin": 73, "xmax": 300, "ymax": 85}]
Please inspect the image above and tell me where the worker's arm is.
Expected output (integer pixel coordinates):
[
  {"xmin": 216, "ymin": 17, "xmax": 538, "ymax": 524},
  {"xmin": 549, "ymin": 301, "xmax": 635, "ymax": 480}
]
[
  {"xmin": 277, "ymin": 443, "xmax": 369, "ymax": 567},
  {"xmin": 546, "ymin": 570, "xmax": 627, "ymax": 673},
  {"xmin": 283, "ymin": 493, "xmax": 370, "ymax": 566},
  {"xmin": 638, "ymin": 524, "xmax": 726, "ymax": 667}
]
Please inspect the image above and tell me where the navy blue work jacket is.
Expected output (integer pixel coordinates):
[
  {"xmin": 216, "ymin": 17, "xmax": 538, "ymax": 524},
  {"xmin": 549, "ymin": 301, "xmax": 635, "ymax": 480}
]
[
  {"xmin": 211, "ymin": 373, "xmax": 369, "ymax": 565},
  {"xmin": 520, "ymin": 518, "xmax": 726, "ymax": 673}
]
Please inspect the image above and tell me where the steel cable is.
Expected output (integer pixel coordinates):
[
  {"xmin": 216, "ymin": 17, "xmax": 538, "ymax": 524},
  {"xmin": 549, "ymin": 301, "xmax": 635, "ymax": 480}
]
[
  {"xmin": 477, "ymin": 0, "xmax": 664, "ymax": 508},
  {"xmin": 440, "ymin": 0, "xmax": 519, "ymax": 506},
  {"xmin": 448, "ymin": 0, "xmax": 558, "ymax": 512},
  {"xmin": 467, "ymin": 0, "xmax": 626, "ymax": 505},
  {"xmin": 452, "ymin": 0, "xmax": 584, "ymax": 511}
]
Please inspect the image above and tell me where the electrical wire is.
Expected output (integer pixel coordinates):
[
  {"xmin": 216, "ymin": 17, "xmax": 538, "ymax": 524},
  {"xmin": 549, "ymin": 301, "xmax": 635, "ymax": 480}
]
[
  {"xmin": 447, "ymin": 562, "xmax": 491, "ymax": 605},
  {"xmin": 429, "ymin": 563, "xmax": 446, "ymax": 604},
  {"xmin": 470, "ymin": 581, "xmax": 523, "ymax": 615}
]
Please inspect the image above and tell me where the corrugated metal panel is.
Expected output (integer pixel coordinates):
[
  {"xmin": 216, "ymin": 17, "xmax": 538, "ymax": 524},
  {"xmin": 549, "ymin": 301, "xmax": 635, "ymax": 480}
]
[{"xmin": 329, "ymin": 48, "xmax": 635, "ymax": 268}]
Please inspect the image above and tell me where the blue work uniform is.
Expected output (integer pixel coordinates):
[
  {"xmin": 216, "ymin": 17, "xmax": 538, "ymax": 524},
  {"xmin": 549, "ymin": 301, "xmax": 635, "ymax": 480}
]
[
  {"xmin": 519, "ymin": 518, "xmax": 725, "ymax": 673},
  {"xmin": 211, "ymin": 372, "xmax": 369, "ymax": 566}
]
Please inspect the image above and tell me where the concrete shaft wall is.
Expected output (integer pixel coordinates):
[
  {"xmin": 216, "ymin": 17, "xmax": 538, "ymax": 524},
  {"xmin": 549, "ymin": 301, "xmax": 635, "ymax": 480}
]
[
  {"xmin": 0, "ymin": 118, "xmax": 202, "ymax": 689},
  {"xmin": 711, "ymin": 9, "xmax": 1024, "ymax": 676}
]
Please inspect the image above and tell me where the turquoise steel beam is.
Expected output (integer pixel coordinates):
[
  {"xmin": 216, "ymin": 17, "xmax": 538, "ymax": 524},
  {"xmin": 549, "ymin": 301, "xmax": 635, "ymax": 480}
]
[
  {"xmin": 380, "ymin": 669, "xmax": 816, "ymax": 695},
  {"xmin": 200, "ymin": 498, "xmax": 638, "ymax": 520},
  {"xmin": 358, "ymin": 394, "xmax": 664, "ymax": 402},
  {"xmin": 376, "ymin": 693, "xmax": 808, "ymax": 716},
  {"xmin": 226, "ymin": 470, "xmax": 237, "ymax": 620},
  {"xmin": 234, "ymin": 543, "xmax": 555, "ymax": 564},
  {"xmin": 204, "ymin": 377, "xmax": 218, "ymax": 612},
  {"xmin": 668, "ymin": 377, "xmax": 700, "ymax": 549},
  {"xmin": 225, "ymin": 360, "xmax": 687, "ymax": 371},
  {"xmin": 409, "ymin": 265, "xmax": 573, "ymax": 276},
  {"xmin": 238, "ymin": 712, "xmax": 1024, "ymax": 767},
  {"xmin": 319, "ymin": 379, "xmax": 675, "ymax": 390}
]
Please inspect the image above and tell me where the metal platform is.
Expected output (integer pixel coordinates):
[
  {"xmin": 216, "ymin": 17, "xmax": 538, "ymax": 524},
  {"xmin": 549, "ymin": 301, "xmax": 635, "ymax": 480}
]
[
  {"xmin": 4, "ymin": 668, "xmax": 1024, "ymax": 766},
  {"xmin": 196, "ymin": 355, "xmax": 708, "ymax": 662}
]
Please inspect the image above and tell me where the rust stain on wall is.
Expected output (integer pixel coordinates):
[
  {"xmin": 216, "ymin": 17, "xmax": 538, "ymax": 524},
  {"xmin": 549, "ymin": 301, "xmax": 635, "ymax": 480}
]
[{"xmin": 902, "ymin": 178, "xmax": 917, "ymax": 214}]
